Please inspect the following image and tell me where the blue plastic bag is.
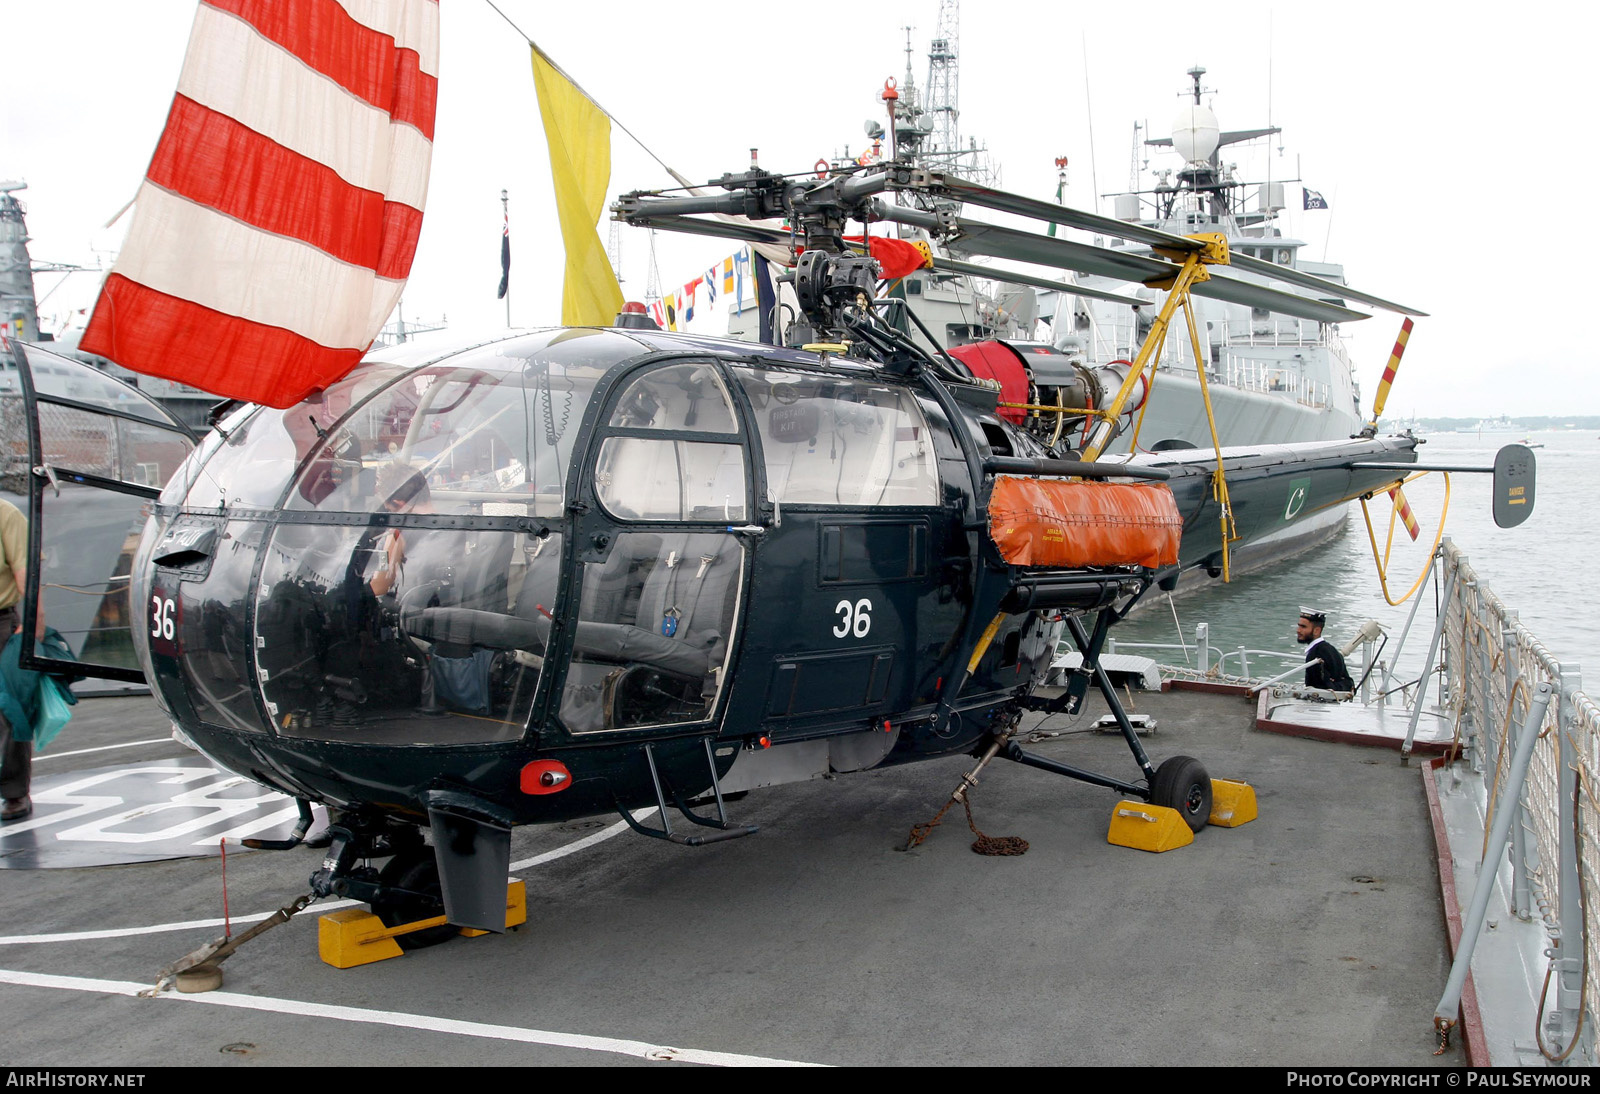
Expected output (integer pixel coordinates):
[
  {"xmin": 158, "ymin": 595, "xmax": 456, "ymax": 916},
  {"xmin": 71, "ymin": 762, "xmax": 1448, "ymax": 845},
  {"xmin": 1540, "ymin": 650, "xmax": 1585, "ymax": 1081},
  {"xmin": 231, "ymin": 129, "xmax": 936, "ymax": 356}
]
[{"xmin": 32, "ymin": 674, "xmax": 73, "ymax": 752}]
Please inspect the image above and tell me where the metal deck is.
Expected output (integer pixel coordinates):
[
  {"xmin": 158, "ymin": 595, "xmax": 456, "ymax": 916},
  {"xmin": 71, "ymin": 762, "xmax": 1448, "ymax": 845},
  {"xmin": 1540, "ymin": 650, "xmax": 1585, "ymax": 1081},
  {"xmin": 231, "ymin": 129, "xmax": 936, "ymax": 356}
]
[{"xmin": 0, "ymin": 688, "xmax": 1470, "ymax": 1067}]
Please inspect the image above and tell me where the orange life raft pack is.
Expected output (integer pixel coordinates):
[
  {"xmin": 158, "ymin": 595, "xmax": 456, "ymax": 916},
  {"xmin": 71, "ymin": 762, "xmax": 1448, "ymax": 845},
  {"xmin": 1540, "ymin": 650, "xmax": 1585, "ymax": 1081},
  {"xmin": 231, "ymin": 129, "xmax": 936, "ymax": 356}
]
[{"xmin": 987, "ymin": 476, "xmax": 1183, "ymax": 570}]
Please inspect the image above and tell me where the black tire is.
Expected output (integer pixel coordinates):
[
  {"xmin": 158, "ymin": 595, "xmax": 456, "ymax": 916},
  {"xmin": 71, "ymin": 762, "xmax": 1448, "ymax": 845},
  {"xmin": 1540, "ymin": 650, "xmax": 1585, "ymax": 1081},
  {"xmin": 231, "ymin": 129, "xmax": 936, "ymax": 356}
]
[
  {"xmin": 371, "ymin": 848, "xmax": 458, "ymax": 950},
  {"xmin": 1151, "ymin": 755, "xmax": 1212, "ymax": 833}
]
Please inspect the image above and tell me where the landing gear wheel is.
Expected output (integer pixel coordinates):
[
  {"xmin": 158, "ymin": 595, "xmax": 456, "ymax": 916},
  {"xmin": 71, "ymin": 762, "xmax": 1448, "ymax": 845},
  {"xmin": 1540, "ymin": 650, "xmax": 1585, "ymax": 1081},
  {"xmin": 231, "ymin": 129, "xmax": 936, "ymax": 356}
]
[
  {"xmin": 371, "ymin": 847, "xmax": 458, "ymax": 950},
  {"xmin": 1151, "ymin": 755, "xmax": 1212, "ymax": 833}
]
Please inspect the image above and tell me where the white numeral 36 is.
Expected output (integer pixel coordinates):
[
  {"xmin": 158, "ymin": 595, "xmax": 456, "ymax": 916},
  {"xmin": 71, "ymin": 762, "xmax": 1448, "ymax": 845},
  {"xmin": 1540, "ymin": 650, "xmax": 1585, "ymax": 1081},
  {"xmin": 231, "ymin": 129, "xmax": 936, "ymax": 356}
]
[
  {"xmin": 150, "ymin": 596, "xmax": 175, "ymax": 641},
  {"xmin": 832, "ymin": 598, "xmax": 872, "ymax": 639}
]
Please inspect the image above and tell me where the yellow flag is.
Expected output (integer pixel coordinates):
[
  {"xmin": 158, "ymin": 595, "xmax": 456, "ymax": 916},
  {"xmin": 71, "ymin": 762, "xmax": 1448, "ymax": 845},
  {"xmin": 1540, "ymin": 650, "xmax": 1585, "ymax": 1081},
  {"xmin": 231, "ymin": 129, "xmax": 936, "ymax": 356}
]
[{"xmin": 531, "ymin": 46, "xmax": 624, "ymax": 326}]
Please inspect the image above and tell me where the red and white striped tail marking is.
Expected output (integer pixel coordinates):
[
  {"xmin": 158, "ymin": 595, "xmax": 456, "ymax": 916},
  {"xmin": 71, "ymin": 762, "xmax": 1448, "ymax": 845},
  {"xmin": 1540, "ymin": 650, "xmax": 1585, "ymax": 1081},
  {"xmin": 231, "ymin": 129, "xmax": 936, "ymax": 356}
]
[
  {"xmin": 1388, "ymin": 485, "xmax": 1421, "ymax": 542},
  {"xmin": 81, "ymin": 0, "xmax": 439, "ymax": 409}
]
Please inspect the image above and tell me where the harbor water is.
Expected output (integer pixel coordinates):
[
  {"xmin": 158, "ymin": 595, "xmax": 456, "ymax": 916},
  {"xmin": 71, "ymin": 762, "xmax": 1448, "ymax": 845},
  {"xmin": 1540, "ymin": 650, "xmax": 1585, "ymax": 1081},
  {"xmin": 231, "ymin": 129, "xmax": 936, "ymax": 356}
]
[{"xmin": 1115, "ymin": 430, "xmax": 1599, "ymax": 682}]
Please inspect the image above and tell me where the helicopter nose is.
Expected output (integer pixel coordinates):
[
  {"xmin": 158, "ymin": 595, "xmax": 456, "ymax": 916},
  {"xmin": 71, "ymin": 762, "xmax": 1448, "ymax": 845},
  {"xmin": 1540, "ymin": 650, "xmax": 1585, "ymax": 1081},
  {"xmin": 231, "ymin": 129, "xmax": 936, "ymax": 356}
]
[{"xmin": 520, "ymin": 760, "xmax": 573, "ymax": 795}]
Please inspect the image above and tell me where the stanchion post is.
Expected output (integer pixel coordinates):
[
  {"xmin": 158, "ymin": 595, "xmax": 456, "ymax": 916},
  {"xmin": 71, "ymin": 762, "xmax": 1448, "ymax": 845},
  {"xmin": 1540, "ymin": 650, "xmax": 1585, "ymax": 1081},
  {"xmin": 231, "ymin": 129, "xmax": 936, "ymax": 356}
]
[
  {"xmin": 1505, "ymin": 623, "xmax": 1532, "ymax": 921},
  {"xmin": 1402, "ymin": 562, "xmax": 1459, "ymax": 763},
  {"xmin": 1548, "ymin": 666, "xmax": 1591, "ymax": 1064},
  {"xmin": 1435, "ymin": 681, "xmax": 1553, "ymax": 1029}
]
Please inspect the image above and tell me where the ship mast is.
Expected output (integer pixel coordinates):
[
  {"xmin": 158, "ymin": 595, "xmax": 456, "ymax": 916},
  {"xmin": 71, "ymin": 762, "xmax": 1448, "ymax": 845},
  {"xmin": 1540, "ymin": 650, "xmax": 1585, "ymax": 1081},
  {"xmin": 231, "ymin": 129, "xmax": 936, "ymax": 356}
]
[
  {"xmin": 924, "ymin": 0, "xmax": 960, "ymax": 160},
  {"xmin": 0, "ymin": 183, "xmax": 41, "ymax": 342}
]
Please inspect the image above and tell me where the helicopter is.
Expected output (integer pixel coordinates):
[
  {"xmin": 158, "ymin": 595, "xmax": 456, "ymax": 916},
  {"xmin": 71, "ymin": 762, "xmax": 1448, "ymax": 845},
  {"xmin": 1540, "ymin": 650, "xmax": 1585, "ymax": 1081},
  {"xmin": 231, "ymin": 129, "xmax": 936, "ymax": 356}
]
[{"xmin": 6, "ymin": 152, "xmax": 1533, "ymax": 952}]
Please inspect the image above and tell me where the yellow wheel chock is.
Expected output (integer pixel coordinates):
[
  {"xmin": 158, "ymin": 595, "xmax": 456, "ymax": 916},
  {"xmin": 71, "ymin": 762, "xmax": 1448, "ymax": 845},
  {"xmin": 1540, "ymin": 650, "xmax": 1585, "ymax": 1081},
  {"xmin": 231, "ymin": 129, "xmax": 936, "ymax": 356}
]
[
  {"xmin": 1107, "ymin": 802, "xmax": 1195, "ymax": 852},
  {"xmin": 319, "ymin": 879, "xmax": 527, "ymax": 969},
  {"xmin": 1207, "ymin": 779, "xmax": 1258, "ymax": 828},
  {"xmin": 1107, "ymin": 779, "xmax": 1256, "ymax": 852}
]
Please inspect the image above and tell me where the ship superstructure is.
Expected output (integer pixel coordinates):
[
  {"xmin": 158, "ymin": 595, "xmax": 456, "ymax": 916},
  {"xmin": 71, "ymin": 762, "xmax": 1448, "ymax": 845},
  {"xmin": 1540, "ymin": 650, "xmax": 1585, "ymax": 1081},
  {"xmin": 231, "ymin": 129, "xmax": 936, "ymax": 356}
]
[{"xmin": 1060, "ymin": 66, "xmax": 1364, "ymax": 454}]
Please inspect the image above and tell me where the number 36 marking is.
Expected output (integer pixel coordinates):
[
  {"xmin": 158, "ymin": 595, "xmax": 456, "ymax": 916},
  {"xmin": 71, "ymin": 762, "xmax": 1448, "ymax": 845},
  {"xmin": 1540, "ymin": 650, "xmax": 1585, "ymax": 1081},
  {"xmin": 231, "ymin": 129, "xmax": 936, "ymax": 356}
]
[
  {"xmin": 833, "ymin": 598, "xmax": 872, "ymax": 639},
  {"xmin": 150, "ymin": 595, "xmax": 176, "ymax": 641}
]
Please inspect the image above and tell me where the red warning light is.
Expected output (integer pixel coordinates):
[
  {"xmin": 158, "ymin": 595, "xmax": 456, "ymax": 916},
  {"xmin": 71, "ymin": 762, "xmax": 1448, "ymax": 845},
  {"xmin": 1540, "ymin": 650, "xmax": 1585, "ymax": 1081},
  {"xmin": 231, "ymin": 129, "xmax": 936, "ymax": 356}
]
[{"xmin": 520, "ymin": 760, "xmax": 572, "ymax": 795}]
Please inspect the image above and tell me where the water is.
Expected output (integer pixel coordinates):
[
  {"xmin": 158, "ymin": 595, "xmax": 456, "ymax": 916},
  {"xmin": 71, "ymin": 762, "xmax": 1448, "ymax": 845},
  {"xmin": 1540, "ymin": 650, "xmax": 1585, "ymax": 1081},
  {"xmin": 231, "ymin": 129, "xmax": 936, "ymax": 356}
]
[{"xmin": 1114, "ymin": 431, "xmax": 1600, "ymax": 682}]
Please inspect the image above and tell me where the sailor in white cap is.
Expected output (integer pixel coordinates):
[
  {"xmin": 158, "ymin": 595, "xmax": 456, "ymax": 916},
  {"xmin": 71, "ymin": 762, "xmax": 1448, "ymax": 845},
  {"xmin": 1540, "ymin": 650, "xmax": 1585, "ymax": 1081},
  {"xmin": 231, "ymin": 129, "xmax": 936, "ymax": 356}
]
[{"xmin": 1296, "ymin": 607, "xmax": 1354, "ymax": 693}]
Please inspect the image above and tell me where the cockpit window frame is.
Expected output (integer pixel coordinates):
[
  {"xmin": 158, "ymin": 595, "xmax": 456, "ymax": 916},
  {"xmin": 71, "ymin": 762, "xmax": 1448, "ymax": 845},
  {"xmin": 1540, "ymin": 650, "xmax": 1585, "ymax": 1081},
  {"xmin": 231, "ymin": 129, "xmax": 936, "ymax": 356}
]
[{"xmin": 585, "ymin": 357, "xmax": 751, "ymax": 527}]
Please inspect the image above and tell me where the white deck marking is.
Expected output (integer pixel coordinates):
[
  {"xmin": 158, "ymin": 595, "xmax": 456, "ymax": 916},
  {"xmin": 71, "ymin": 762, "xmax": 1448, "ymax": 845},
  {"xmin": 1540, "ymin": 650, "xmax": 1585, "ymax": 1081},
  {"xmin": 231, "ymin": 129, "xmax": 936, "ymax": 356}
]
[
  {"xmin": 0, "ymin": 969, "xmax": 828, "ymax": 1067},
  {"xmin": 0, "ymin": 902, "xmax": 359, "ymax": 946},
  {"xmin": 32, "ymin": 740, "xmax": 173, "ymax": 763},
  {"xmin": 0, "ymin": 807, "xmax": 654, "ymax": 945},
  {"xmin": 508, "ymin": 808, "xmax": 657, "ymax": 871}
]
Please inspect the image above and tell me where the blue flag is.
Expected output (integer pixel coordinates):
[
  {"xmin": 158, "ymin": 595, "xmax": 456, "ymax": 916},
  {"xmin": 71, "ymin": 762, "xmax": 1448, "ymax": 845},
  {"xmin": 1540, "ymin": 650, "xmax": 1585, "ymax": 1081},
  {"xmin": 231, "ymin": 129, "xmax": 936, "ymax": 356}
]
[
  {"xmin": 497, "ymin": 213, "xmax": 510, "ymax": 299},
  {"xmin": 1303, "ymin": 188, "xmax": 1329, "ymax": 211}
]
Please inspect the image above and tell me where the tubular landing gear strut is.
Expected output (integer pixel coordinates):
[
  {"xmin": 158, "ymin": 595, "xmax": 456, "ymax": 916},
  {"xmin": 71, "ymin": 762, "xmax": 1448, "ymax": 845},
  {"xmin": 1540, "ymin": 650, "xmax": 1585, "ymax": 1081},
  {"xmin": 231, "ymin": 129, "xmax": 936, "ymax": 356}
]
[
  {"xmin": 1008, "ymin": 610, "xmax": 1217, "ymax": 833},
  {"xmin": 918, "ymin": 600, "xmax": 1256, "ymax": 854}
]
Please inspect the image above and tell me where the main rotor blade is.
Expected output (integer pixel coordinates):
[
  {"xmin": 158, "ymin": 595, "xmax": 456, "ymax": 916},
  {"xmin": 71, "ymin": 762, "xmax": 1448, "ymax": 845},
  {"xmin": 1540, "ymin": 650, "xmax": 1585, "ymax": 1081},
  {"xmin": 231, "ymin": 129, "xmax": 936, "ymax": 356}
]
[
  {"xmin": 930, "ymin": 256, "xmax": 1146, "ymax": 307},
  {"xmin": 617, "ymin": 212, "xmax": 791, "ymax": 248},
  {"xmin": 1230, "ymin": 253, "xmax": 1427, "ymax": 317},
  {"xmin": 950, "ymin": 219, "xmax": 1369, "ymax": 323},
  {"xmin": 903, "ymin": 170, "xmax": 1425, "ymax": 317},
  {"xmin": 908, "ymin": 170, "xmax": 1207, "ymax": 255},
  {"xmin": 1195, "ymin": 272, "xmax": 1369, "ymax": 324},
  {"xmin": 951, "ymin": 219, "xmax": 1176, "ymax": 282}
]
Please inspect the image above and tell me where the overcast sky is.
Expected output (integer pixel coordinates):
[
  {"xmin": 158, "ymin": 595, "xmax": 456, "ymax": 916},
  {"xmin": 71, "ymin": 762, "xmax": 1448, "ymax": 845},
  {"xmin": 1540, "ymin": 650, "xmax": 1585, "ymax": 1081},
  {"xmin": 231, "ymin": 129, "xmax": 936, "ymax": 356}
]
[{"xmin": 2, "ymin": 1, "xmax": 1593, "ymax": 417}]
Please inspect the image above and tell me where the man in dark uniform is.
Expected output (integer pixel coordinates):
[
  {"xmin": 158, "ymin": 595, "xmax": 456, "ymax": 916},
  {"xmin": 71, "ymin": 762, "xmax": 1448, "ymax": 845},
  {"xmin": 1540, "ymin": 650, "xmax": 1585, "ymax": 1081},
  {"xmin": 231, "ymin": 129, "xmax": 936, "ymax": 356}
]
[{"xmin": 1297, "ymin": 607, "xmax": 1354, "ymax": 693}]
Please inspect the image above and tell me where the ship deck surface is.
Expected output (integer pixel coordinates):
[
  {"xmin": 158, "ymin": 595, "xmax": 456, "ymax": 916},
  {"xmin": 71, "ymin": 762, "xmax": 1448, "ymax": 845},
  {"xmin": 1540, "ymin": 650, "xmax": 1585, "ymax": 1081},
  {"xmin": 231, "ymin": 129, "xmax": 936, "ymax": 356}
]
[{"xmin": 0, "ymin": 688, "xmax": 1467, "ymax": 1067}]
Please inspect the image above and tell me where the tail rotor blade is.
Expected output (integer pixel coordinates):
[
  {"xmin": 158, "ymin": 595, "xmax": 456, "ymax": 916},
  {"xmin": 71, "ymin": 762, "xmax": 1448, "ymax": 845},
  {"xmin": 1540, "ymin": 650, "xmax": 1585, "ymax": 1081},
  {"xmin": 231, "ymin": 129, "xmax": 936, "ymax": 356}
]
[
  {"xmin": 1388, "ymin": 484, "xmax": 1421, "ymax": 542},
  {"xmin": 1372, "ymin": 317, "xmax": 1415, "ymax": 424}
]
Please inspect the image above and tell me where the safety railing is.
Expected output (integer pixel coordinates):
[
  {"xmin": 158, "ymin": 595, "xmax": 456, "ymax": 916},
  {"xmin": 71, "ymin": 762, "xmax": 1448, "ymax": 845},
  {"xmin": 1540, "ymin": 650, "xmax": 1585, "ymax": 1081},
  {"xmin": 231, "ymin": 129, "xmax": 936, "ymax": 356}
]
[
  {"xmin": 1219, "ymin": 354, "xmax": 1330, "ymax": 410},
  {"xmin": 1433, "ymin": 539, "xmax": 1596, "ymax": 1063},
  {"xmin": 1215, "ymin": 317, "xmax": 1331, "ymax": 348}
]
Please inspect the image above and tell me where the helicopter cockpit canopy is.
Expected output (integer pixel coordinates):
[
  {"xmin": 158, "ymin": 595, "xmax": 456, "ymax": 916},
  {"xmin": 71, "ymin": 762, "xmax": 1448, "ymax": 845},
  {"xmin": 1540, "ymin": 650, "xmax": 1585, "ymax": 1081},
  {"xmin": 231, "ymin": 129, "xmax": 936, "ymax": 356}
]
[{"xmin": 127, "ymin": 328, "xmax": 951, "ymax": 755}]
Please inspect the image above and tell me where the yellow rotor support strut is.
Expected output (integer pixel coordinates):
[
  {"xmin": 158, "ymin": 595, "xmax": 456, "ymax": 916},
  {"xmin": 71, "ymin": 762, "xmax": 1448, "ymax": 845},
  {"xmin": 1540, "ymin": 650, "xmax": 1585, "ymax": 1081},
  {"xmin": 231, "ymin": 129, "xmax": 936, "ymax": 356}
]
[
  {"xmin": 1079, "ymin": 233, "xmax": 1228, "ymax": 463},
  {"xmin": 1074, "ymin": 233, "xmax": 1239, "ymax": 578}
]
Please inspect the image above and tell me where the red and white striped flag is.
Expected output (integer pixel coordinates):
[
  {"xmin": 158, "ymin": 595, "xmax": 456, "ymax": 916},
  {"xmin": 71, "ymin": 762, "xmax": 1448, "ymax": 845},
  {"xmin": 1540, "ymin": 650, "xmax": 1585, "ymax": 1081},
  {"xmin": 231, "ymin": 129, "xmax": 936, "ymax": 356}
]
[{"xmin": 80, "ymin": 0, "xmax": 439, "ymax": 408}]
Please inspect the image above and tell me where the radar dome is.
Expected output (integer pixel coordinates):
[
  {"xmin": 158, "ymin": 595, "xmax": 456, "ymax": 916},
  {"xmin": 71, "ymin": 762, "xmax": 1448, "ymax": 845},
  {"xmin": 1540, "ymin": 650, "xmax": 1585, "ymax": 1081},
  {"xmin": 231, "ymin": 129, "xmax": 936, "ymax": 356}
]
[{"xmin": 1170, "ymin": 104, "xmax": 1220, "ymax": 164}]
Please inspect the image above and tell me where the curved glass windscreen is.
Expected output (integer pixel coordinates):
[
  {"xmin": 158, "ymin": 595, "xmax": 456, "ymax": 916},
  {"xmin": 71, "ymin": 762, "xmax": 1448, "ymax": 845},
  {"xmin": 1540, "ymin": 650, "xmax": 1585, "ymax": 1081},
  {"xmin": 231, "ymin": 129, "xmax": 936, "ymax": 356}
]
[
  {"xmin": 165, "ymin": 330, "xmax": 644, "ymax": 518},
  {"xmin": 256, "ymin": 523, "xmax": 559, "ymax": 744},
  {"xmin": 285, "ymin": 352, "xmax": 615, "ymax": 520},
  {"xmin": 168, "ymin": 364, "xmax": 414, "ymax": 511},
  {"xmin": 733, "ymin": 367, "xmax": 938, "ymax": 506}
]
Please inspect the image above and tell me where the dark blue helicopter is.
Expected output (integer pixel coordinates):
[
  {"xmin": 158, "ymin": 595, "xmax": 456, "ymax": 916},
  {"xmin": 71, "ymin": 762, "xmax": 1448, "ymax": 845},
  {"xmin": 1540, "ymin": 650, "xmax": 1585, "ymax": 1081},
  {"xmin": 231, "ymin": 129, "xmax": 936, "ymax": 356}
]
[{"xmin": 10, "ymin": 162, "xmax": 1518, "ymax": 947}]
